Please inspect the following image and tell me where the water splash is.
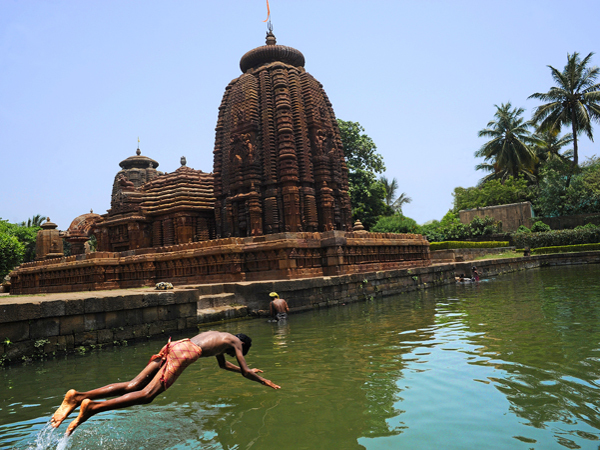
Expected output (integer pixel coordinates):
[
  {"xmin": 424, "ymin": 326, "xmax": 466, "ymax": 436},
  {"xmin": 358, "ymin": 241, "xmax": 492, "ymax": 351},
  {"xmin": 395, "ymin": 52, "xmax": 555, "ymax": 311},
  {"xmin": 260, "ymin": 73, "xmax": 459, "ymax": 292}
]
[{"xmin": 29, "ymin": 421, "xmax": 70, "ymax": 450}]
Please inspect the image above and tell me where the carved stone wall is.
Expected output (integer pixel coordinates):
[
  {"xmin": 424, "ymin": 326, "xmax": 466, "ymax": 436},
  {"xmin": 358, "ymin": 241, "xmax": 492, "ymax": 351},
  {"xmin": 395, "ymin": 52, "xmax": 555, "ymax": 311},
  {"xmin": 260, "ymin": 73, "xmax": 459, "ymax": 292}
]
[{"xmin": 10, "ymin": 231, "xmax": 430, "ymax": 295}]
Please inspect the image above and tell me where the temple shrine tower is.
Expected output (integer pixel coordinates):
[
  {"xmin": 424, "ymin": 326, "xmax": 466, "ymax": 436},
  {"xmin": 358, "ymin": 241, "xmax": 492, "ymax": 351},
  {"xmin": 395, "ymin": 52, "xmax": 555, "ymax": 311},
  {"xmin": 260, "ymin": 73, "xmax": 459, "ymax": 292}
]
[{"xmin": 213, "ymin": 31, "xmax": 353, "ymax": 237}]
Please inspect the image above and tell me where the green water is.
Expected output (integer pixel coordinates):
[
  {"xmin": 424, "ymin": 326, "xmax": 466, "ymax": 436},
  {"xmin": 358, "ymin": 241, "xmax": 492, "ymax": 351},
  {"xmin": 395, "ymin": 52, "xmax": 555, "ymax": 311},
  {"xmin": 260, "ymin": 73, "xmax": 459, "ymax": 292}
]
[{"xmin": 2, "ymin": 265, "xmax": 600, "ymax": 449}]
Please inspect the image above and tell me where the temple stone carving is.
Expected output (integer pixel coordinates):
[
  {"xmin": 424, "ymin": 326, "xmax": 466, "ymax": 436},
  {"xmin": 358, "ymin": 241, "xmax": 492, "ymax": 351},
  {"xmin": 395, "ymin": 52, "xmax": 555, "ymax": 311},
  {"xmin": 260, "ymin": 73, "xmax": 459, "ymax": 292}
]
[{"xmin": 213, "ymin": 31, "xmax": 352, "ymax": 237}]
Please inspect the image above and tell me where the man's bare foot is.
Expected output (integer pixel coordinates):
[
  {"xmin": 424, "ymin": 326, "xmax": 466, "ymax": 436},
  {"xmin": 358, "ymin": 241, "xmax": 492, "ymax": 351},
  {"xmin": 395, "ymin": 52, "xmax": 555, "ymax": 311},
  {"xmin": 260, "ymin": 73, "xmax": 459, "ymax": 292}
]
[
  {"xmin": 50, "ymin": 389, "xmax": 80, "ymax": 428},
  {"xmin": 66, "ymin": 398, "xmax": 94, "ymax": 436}
]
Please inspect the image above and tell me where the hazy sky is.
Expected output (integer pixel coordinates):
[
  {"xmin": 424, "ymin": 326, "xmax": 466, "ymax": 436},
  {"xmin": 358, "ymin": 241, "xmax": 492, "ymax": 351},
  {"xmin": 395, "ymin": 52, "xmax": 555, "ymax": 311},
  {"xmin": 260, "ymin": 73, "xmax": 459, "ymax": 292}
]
[{"xmin": 1, "ymin": 0, "xmax": 598, "ymax": 229}]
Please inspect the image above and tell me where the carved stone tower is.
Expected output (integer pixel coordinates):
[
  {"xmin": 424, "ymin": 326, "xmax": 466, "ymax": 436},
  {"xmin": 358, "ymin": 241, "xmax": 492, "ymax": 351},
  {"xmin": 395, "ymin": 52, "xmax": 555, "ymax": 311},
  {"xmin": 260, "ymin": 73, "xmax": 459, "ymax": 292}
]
[{"xmin": 213, "ymin": 31, "xmax": 352, "ymax": 237}]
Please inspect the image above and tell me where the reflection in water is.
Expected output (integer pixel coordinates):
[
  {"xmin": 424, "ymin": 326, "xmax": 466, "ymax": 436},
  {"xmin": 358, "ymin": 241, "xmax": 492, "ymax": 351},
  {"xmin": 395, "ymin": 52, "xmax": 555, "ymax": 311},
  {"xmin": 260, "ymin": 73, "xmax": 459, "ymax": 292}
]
[
  {"xmin": 455, "ymin": 266, "xmax": 600, "ymax": 448},
  {"xmin": 2, "ymin": 265, "xmax": 600, "ymax": 449}
]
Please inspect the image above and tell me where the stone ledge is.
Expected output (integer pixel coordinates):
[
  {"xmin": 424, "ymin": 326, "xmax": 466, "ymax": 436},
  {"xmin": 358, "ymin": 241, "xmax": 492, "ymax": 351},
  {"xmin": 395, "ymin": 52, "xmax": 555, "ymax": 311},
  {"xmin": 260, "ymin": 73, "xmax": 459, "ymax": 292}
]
[{"xmin": 2, "ymin": 251, "xmax": 600, "ymax": 366}]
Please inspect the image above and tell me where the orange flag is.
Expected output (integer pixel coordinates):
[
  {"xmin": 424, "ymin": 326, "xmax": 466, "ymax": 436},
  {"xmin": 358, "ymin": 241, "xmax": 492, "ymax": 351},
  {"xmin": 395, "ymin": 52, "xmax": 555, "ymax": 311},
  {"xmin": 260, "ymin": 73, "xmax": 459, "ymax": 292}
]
[{"xmin": 263, "ymin": 0, "xmax": 270, "ymax": 22}]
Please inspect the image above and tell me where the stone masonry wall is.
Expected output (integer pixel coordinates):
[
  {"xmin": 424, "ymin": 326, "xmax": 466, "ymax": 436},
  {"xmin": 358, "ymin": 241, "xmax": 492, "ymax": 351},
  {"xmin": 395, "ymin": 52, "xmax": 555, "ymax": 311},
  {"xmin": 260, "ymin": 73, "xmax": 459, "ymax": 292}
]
[{"xmin": 2, "ymin": 251, "xmax": 600, "ymax": 366}]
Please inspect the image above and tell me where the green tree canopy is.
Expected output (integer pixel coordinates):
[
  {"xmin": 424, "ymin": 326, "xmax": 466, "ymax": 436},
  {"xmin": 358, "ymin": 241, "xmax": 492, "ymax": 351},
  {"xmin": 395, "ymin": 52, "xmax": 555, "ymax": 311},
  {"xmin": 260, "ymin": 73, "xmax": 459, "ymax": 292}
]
[
  {"xmin": 0, "ymin": 217, "xmax": 43, "ymax": 279},
  {"xmin": 338, "ymin": 119, "xmax": 390, "ymax": 229},
  {"xmin": 475, "ymin": 103, "xmax": 538, "ymax": 185},
  {"xmin": 338, "ymin": 120, "xmax": 385, "ymax": 174},
  {"xmin": 0, "ymin": 220, "xmax": 27, "ymax": 280},
  {"xmin": 371, "ymin": 214, "xmax": 419, "ymax": 234},
  {"xmin": 533, "ymin": 156, "xmax": 600, "ymax": 217},
  {"xmin": 453, "ymin": 176, "xmax": 532, "ymax": 212},
  {"xmin": 529, "ymin": 52, "xmax": 600, "ymax": 169}
]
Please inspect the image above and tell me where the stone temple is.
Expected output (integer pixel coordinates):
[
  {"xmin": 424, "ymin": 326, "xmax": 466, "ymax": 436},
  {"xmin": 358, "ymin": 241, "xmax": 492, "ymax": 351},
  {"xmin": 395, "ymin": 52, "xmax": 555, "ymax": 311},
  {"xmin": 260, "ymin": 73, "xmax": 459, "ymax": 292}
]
[
  {"xmin": 9, "ymin": 31, "xmax": 430, "ymax": 295},
  {"xmin": 214, "ymin": 31, "xmax": 352, "ymax": 236}
]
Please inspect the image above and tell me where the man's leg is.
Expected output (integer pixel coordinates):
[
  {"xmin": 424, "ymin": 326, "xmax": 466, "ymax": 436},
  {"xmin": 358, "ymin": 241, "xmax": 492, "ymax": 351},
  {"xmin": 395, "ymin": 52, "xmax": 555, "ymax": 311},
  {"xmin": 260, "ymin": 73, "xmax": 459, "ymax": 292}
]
[
  {"xmin": 65, "ymin": 366, "xmax": 167, "ymax": 436},
  {"xmin": 51, "ymin": 359, "xmax": 163, "ymax": 428}
]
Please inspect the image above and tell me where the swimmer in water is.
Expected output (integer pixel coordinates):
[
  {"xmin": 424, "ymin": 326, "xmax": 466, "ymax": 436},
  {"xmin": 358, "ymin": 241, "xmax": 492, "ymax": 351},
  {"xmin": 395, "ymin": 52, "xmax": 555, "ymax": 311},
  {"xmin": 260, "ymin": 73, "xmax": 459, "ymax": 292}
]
[
  {"xmin": 269, "ymin": 292, "xmax": 289, "ymax": 321},
  {"xmin": 50, "ymin": 330, "xmax": 280, "ymax": 436}
]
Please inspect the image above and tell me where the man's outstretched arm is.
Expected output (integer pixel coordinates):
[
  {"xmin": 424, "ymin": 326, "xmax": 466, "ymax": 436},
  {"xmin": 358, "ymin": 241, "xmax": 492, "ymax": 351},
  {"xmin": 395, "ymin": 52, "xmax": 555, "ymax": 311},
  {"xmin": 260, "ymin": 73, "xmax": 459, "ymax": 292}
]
[{"xmin": 216, "ymin": 353, "xmax": 280, "ymax": 389}]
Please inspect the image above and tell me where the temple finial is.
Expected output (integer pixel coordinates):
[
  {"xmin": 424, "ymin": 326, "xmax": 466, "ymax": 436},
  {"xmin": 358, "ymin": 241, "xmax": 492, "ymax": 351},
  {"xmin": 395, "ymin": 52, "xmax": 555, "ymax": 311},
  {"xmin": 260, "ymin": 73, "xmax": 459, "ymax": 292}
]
[
  {"xmin": 263, "ymin": 1, "xmax": 275, "ymax": 45},
  {"xmin": 137, "ymin": 137, "xmax": 141, "ymax": 155}
]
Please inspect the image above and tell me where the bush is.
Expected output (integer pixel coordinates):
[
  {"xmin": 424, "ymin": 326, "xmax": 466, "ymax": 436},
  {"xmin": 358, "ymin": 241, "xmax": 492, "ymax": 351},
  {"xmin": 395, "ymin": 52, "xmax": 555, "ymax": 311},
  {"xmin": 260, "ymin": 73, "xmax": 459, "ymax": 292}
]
[
  {"xmin": 532, "ymin": 243, "xmax": 600, "ymax": 254},
  {"xmin": 516, "ymin": 225, "xmax": 531, "ymax": 233},
  {"xmin": 430, "ymin": 241, "xmax": 510, "ymax": 251},
  {"xmin": 531, "ymin": 221, "xmax": 551, "ymax": 233},
  {"xmin": 438, "ymin": 211, "xmax": 469, "ymax": 240},
  {"xmin": 469, "ymin": 215, "xmax": 503, "ymax": 237},
  {"xmin": 574, "ymin": 223, "xmax": 598, "ymax": 230},
  {"xmin": 512, "ymin": 227, "xmax": 600, "ymax": 249},
  {"xmin": 418, "ymin": 220, "xmax": 445, "ymax": 242},
  {"xmin": 371, "ymin": 214, "xmax": 420, "ymax": 234}
]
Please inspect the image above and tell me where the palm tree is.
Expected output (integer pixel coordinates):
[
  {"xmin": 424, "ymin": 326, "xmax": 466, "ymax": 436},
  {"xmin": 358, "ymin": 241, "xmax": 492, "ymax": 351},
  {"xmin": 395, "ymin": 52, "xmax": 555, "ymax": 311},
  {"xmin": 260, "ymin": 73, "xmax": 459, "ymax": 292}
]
[
  {"xmin": 19, "ymin": 214, "xmax": 47, "ymax": 228},
  {"xmin": 392, "ymin": 192, "xmax": 412, "ymax": 214},
  {"xmin": 380, "ymin": 176, "xmax": 398, "ymax": 207},
  {"xmin": 532, "ymin": 129, "xmax": 573, "ymax": 165},
  {"xmin": 475, "ymin": 102, "xmax": 538, "ymax": 185},
  {"xmin": 529, "ymin": 52, "xmax": 600, "ymax": 169}
]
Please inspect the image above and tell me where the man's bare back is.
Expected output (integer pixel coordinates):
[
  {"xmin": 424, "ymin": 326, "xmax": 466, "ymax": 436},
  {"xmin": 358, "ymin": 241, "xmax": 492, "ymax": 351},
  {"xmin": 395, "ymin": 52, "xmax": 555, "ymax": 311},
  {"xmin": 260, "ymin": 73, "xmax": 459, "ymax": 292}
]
[
  {"xmin": 270, "ymin": 298, "xmax": 289, "ymax": 315},
  {"xmin": 190, "ymin": 330, "xmax": 245, "ymax": 357}
]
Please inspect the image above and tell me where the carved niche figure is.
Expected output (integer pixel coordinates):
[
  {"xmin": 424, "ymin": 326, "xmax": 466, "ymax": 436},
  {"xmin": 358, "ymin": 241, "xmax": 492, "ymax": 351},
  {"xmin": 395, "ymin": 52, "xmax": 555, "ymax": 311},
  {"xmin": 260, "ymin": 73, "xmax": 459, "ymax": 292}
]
[
  {"xmin": 312, "ymin": 129, "xmax": 327, "ymax": 156},
  {"xmin": 117, "ymin": 175, "xmax": 135, "ymax": 190},
  {"xmin": 230, "ymin": 132, "xmax": 257, "ymax": 165}
]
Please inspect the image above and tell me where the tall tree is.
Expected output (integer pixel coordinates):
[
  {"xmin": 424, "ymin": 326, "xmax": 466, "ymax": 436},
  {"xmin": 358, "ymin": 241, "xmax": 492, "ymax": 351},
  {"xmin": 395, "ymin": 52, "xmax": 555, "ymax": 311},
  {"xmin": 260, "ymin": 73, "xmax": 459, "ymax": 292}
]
[
  {"xmin": 380, "ymin": 176, "xmax": 398, "ymax": 207},
  {"xmin": 532, "ymin": 129, "xmax": 573, "ymax": 164},
  {"xmin": 529, "ymin": 52, "xmax": 600, "ymax": 169},
  {"xmin": 337, "ymin": 120, "xmax": 389, "ymax": 229},
  {"xmin": 475, "ymin": 102, "xmax": 538, "ymax": 185},
  {"xmin": 531, "ymin": 129, "xmax": 573, "ymax": 181},
  {"xmin": 19, "ymin": 214, "xmax": 47, "ymax": 228},
  {"xmin": 392, "ymin": 192, "xmax": 412, "ymax": 214}
]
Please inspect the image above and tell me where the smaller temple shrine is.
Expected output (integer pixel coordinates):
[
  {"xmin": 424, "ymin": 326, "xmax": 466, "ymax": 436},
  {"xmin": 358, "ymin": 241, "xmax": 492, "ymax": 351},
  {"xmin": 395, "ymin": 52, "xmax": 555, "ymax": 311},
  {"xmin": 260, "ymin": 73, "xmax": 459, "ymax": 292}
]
[
  {"xmin": 34, "ymin": 218, "xmax": 64, "ymax": 261},
  {"xmin": 92, "ymin": 152, "xmax": 216, "ymax": 253}
]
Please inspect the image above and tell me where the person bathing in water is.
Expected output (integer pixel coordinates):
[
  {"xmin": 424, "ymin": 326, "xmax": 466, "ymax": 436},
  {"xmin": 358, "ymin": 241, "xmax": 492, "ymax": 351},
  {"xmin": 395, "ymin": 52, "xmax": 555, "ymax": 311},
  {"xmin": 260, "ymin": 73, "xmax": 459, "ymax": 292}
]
[
  {"xmin": 455, "ymin": 267, "xmax": 480, "ymax": 283},
  {"xmin": 50, "ymin": 330, "xmax": 280, "ymax": 436},
  {"xmin": 269, "ymin": 292, "xmax": 289, "ymax": 321}
]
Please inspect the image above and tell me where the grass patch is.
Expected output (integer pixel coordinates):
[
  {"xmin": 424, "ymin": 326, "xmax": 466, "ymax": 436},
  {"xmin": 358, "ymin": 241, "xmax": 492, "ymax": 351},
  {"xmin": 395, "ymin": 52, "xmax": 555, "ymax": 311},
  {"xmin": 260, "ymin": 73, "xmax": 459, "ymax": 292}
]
[{"xmin": 474, "ymin": 251, "xmax": 523, "ymax": 260}]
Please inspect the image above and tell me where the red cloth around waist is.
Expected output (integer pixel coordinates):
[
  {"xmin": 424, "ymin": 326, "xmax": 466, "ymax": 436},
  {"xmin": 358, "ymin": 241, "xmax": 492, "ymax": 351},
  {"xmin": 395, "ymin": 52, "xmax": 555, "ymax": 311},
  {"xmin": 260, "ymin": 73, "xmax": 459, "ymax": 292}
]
[{"xmin": 150, "ymin": 338, "xmax": 203, "ymax": 389}]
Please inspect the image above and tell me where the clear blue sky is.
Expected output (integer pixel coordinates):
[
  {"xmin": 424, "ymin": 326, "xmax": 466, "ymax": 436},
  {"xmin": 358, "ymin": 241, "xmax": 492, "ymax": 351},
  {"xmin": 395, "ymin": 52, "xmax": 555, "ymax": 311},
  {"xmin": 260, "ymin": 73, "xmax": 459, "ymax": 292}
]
[{"xmin": 1, "ymin": 0, "xmax": 598, "ymax": 229}]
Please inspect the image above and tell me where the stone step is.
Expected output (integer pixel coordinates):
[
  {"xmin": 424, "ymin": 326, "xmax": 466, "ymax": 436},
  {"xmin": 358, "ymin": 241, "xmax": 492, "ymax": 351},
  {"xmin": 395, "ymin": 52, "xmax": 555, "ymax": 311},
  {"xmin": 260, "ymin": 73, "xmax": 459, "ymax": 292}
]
[
  {"xmin": 196, "ymin": 305, "xmax": 249, "ymax": 324},
  {"xmin": 197, "ymin": 292, "xmax": 238, "ymax": 309}
]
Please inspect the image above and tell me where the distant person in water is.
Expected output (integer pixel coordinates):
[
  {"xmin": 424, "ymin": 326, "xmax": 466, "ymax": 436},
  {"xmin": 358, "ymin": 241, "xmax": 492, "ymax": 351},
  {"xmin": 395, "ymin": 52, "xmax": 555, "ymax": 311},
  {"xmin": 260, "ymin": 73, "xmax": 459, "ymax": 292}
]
[
  {"xmin": 269, "ymin": 292, "xmax": 289, "ymax": 321},
  {"xmin": 50, "ymin": 330, "xmax": 280, "ymax": 436},
  {"xmin": 471, "ymin": 266, "xmax": 480, "ymax": 281}
]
